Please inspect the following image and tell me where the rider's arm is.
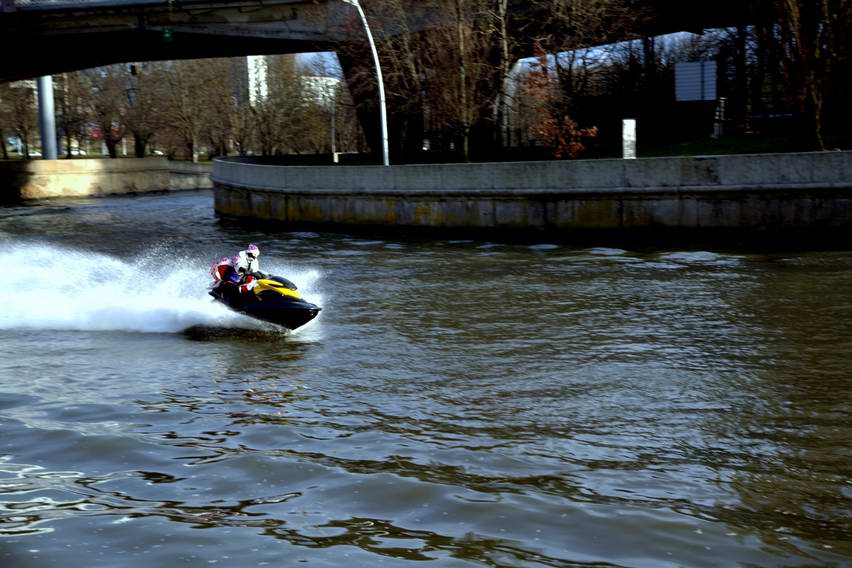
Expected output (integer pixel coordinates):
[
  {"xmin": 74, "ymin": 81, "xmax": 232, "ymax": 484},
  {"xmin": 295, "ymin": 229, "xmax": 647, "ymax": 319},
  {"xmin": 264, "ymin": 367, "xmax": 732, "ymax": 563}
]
[{"xmin": 239, "ymin": 275, "xmax": 257, "ymax": 294}]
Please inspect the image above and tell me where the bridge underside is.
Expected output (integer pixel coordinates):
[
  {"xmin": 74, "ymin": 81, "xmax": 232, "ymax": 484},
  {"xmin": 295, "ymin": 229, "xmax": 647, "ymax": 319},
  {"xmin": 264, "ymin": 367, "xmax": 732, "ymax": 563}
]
[
  {"xmin": 0, "ymin": 0, "xmax": 752, "ymax": 84},
  {"xmin": 1, "ymin": 32, "xmax": 332, "ymax": 83},
  {"xmin": 0, "ymin": 0, "xmax": 345, "ymax": 83}
]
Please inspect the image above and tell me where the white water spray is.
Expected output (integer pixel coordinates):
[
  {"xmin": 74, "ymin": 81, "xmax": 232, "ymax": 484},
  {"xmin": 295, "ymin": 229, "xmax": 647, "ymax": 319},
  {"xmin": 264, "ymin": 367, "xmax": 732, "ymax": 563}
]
[{"xmin": 0, "ymin": 243, "xmax": 322, "ymax": 334}]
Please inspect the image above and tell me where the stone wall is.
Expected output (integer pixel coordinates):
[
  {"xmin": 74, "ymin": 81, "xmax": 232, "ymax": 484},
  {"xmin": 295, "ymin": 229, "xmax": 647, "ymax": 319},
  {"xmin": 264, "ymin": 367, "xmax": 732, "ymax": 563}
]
[
  {"xmin": 168, "ymin": 160, "xmax": 214, "ymax": 191},
  {"xmin": 0, "ymin": 158, "xmax": 212, "ymax": 202},
  {"xmin": 212, "ymin": 152, "xmax": 852, "ymax": 236}
]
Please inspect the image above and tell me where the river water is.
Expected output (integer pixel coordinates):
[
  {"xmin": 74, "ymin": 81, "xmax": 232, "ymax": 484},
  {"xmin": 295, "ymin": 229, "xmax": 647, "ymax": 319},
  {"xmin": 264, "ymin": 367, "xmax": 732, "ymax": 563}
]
[{"xmin": 0, "ymin": 190, "xmax": 849, "ymax": 567}]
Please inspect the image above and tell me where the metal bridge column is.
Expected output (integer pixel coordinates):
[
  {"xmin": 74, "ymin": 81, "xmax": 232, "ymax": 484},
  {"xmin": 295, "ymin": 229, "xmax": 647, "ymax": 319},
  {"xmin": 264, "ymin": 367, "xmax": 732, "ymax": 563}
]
[{"xmin": 37, "ymin": 76, "xmax": 58, "ymax": 160}]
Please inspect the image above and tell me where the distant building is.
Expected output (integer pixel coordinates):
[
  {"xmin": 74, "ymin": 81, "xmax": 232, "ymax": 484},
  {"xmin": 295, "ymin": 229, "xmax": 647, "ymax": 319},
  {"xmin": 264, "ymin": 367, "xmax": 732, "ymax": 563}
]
[
  {"xmin": 230, "ymin": 56, "xmax": 269, "ymax": 106},
  {"xmin": 297, "ymin": 52, "xmax": 342, "ymax": 107},
  {"xmin": 300, "ymin": 75, "xmax": 339, "ymax": 107},
  {"xmin": 247, "ymin": 55, "xmax": 268, "ymax": 105},
  {"xmin": 231, "ymin": 53, "xmax": 341, "ymax": 107}
]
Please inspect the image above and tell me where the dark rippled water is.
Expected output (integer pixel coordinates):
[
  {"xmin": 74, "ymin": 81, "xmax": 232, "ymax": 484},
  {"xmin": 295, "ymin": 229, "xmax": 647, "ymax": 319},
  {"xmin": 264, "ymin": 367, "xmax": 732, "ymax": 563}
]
[{"xmin": 0, "ymin": 190, "xmax": 850, "ymax": 567}]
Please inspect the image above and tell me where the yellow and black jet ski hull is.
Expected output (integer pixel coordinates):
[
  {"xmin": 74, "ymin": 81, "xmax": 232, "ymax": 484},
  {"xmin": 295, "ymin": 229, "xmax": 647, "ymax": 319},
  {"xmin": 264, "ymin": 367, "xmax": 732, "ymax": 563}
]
[{"xmin": 210, "ymin": 275, "xmax": 321, "ymax": 330}]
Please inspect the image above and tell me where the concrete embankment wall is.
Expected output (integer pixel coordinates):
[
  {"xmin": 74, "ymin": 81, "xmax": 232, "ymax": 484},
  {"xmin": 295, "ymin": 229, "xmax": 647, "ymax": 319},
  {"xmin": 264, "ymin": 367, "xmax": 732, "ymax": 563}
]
[
  {"xmin": 212, "ymin": 152, "xmax": 852, "ymax": 238},
  {"xmin": 167, "ymin": 160, "xmax": 214, "ymax": 191},
  {"xmin": 0, "ymin": 158, "xmax": 212, "ymax": 202}
]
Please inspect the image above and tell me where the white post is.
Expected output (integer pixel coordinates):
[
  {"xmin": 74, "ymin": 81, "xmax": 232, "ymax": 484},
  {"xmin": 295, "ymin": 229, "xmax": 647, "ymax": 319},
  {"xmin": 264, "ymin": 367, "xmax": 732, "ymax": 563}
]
[
  {"xmin": 343, "ymin": 0, "xmax": 389, "ymax": 166},
  {"xmin": 622, "ymin": 119, "xmax": 637, "ymax": 160},
  {"xmin": 712, "ymin": 97, "xmax": 726, "ymax": 140},
  {"xmin": 331, "ymin": 85, "xmax": 337, "ymax": 162}
]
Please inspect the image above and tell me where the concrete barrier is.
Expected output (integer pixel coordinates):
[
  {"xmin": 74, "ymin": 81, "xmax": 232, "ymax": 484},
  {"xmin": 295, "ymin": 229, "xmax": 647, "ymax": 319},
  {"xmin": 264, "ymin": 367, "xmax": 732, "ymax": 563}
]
[
  {"xmin": 211, "ymin": 152, "xmax": 852, "ymax": 238},
  {"xmin": 0, "ymin": 158, "xmax": 212, "ymax": 202},
  {"xmin": 168, "ymin": 160, "xmax": 214, "ymax": 191}
]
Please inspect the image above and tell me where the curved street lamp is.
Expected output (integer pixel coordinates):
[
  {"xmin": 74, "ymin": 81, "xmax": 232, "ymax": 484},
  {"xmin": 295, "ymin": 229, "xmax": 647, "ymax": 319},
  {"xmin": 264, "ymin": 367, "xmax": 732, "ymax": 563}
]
[{"xmin": 341, "ymin": 0, "xmax": 389, "ymax": 166}]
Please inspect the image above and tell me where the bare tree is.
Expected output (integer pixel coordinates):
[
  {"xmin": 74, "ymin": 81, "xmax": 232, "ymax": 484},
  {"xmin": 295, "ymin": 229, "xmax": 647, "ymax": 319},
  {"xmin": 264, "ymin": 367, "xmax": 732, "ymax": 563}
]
[
  {"xmin": 332, "ymin": 79, "xmax": 367, "ymax": 154},
  {"xmin": 417, "ymin": 0, "xmax": 503, "ymax": 160},
  {"xmin": 249, "ymin": 54, "xmax": 335, "ymax": 156},
  {"xmin": 192, "ymin": 58, "xmax": 237, "ymax": 158},
  {"xmin": 524, "ymin": 0, "xmax": 635, "ymax": 144},
  {"xmin": 124, "ymin": 62, "xmax": 172, "ymax": 158},
  {"xmin": 163, "ymin": 60, "xmax": 209, "ymax": 161},
  {"xmin": 492, "ymin": 0, "xmax": 515, "ymax": 149},
  {"xmin": 339, "ymin": 0, "xmax": 432, "ymax": 158},
  {"xmin": 86, "ymin": 65, "xmax": 130, "ymax": 158},
  {"xmin": 765, "ymin": 0, "xmax": 852, "ymax": 149},
  {"xmin": 55, "ymin": 72, "xmax": 89, "ymax": 158},
  {"xmin": 229, "ymin": 98, "xmax": 254, "ymax": 157},
  {"xmin": 253, "ymin": 55, "xmax": 297, "ymax": 156},
  {"xmin": 1, "ymin": 82, "xmax": 38, "ymax": 159}
]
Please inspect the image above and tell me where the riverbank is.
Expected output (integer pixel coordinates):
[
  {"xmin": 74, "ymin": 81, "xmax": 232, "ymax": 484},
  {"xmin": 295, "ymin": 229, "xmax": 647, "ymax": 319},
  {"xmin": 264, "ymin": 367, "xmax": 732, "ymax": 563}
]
[
  {"xmin": 212, "ymin": 151, "xmax": 852, "ymax": 243},
  {"xmin": 0, "ymin": 157, "xmax": 212, "ymax": 202}
]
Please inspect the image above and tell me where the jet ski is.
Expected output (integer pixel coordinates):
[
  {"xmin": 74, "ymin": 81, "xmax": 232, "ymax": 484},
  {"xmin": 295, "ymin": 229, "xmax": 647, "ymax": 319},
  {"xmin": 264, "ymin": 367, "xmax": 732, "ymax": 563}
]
[{"xmin": 209, "ymin": 274, "xmax": 321, "ymax": 330}]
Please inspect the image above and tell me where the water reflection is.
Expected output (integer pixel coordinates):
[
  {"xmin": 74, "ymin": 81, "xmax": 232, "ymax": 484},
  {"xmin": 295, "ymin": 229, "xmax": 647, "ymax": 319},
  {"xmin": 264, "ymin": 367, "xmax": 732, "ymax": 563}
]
[{"xmin": 688, "ymin": 253, "xmax": 852, "ymax": 558}]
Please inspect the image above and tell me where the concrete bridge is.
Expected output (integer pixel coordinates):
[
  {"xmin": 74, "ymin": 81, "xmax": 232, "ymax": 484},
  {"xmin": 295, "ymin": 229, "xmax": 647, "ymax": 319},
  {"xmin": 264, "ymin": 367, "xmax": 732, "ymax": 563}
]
[
  {"xmin": 1, "ymin": 0, "xmax": 751, "ymax": 84},
  {"xmin": 0, "ymin": 0, "xmax": 359, "ymax": 83}
]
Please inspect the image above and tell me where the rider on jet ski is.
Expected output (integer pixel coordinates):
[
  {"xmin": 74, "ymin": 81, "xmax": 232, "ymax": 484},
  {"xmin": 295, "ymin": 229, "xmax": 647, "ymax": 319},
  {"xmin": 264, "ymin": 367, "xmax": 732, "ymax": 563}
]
[
  {"xmin": 211, "ymin": 254, "xmax": 256, "ymax": 300},
  {"xmin": 208, "ymin": 243, "xmax": 321, "ymax": 330},
  {"xmin": 235, "ymin": 243, "xmax": 265, "ymax": 280}
]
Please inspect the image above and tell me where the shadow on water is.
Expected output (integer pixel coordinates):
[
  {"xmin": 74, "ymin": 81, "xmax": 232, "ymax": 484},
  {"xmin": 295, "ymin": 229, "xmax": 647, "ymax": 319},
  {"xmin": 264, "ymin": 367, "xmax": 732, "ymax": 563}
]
[
  {"xmin": 215, "ymin": 213, "xmax": 852, "ymax": 253},
  {"xmin": 181, "ymin": 324, "xmax": 291, "ymax": 341}
]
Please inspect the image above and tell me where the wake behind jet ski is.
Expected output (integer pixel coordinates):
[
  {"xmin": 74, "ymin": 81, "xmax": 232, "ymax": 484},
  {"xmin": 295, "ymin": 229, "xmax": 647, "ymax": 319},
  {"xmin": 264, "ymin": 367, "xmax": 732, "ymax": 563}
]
[{"xmin": 209, "ymin": 245, "xmax": 321, "ymax": 331}]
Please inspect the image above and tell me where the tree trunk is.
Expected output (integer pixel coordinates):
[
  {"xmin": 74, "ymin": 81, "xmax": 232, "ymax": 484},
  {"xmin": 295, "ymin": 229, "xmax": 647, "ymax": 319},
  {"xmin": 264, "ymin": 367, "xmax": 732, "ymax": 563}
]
[
  {"xmin": 495, "ymin": 0, "xmax": 510, "ymax": 150},
  {"xmin": 337, "ymin": 46, "xmax": 381, "ymax": 159},
  {"xmin": 105, "ymin": 138, "xmax": 118, "ymax": 158},
  {"xmin": 805, "ymin": 85, "xmax": 825, "ymax": 150},
  {"xmin": 134, "ymin": 133, "xmax": 146, "ymax": 158},
  {"xmin": 455, "ymin": 0, "xmax": 469, "ymax": 162},
  {"xmin": 733, "ymin": 26, "xmax": 749, "ymax": 134},
  {"xmin": 752, "ymin": 23, "xmax": 767, "ymax": 122}
]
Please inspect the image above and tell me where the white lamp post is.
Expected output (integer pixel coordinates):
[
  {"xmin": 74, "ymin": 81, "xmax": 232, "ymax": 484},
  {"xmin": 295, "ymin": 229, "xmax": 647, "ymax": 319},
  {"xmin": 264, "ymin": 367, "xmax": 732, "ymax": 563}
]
[{"xmin": 341, "ymin": 0, "xmax": 389, "ymax": 166}]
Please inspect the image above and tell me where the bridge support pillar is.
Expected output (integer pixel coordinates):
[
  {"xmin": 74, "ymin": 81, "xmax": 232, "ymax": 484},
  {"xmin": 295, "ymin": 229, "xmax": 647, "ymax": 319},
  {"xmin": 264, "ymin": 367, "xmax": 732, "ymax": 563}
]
[{"xmin": 37, "ymin": 76, "xmax": 58, "ymax": 160}]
